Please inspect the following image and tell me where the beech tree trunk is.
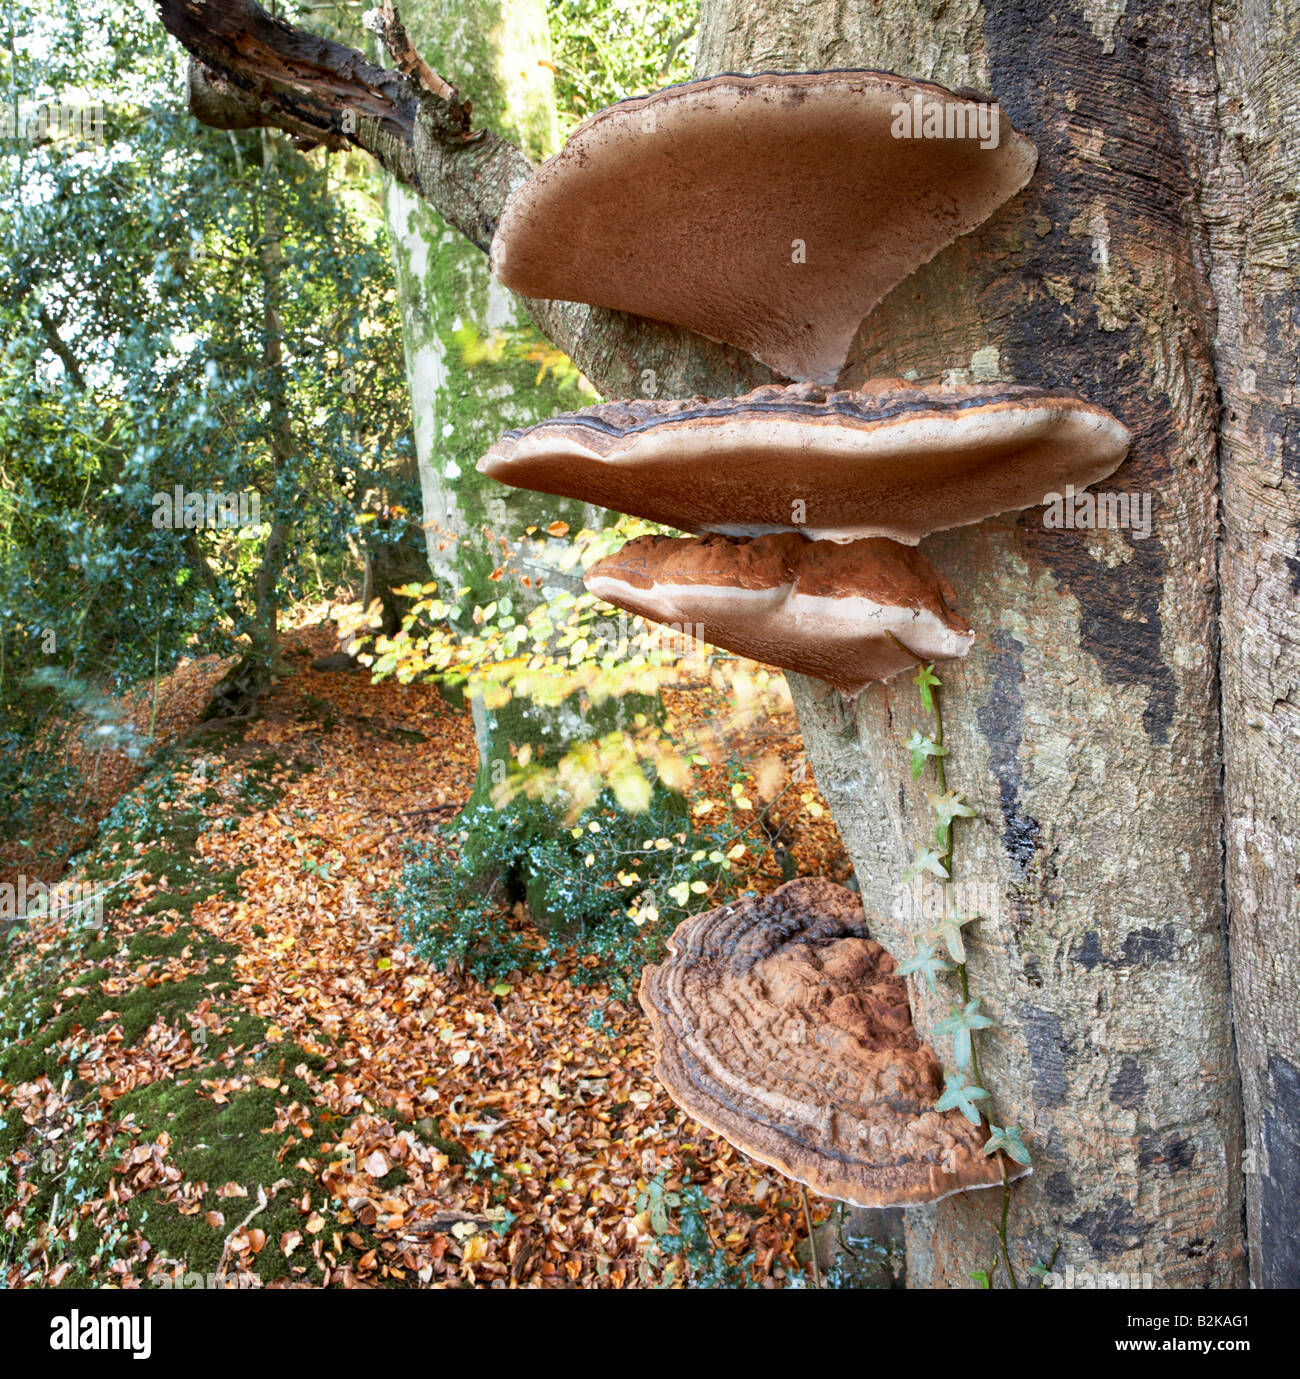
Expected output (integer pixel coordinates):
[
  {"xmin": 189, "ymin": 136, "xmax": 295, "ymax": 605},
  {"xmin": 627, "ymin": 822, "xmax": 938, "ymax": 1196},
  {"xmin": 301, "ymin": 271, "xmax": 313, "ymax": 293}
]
[
  {"xmin": 155, "ymin": 0, "xmax": 1299, "ymax": 1286},
  {"xmin": 695, "ymin": 0, "xmax": 1244, "ymax": 1289},
  {"xmin": 1200, "ymin": 0, "xmax": 1300, "ymax": 1290},
  {"xmin": 380, "ymin": 0, "xmax": 587, "ymax": 600}
]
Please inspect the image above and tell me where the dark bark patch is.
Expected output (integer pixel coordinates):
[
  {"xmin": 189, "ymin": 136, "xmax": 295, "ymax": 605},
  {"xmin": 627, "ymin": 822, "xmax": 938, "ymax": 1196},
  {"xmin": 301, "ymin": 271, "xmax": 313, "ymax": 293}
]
[
  {"xmin": 1071, "ymin": 924, "xmax": 1177, "ymax": 970},
  {"xmin": 1018, "ymin": 1002, "xmax": 1069, "ymax": 1107},
  {"xmin": 1109, "ymin": 1055, "xmax": 1146, "ymax": 1110},
  {"xmin": 1257, "ymin": 284, "xmax": 1300, "ymax": 486},
  {"xmin": 983, "ymin": 1, "xmax": 1198, "ymax": 746},
  {"xmin": 974, "ymin": 631, "xmax": 1039, "ymax": 872},
  {"xmin": 1285, "ymin": 551, "xmax": 1300, "ymax": 597},
  {"xmin": 1260, "ymin": 1054, "xmax": 1300, "ymax": 1287},
  {"xmin": 1067, "ymin": 1193, "xmax": 1149, "ymax": 1261},
  {"xmin": 1044, "ymin": 1170, "xmax": 1076, "ymax": 1206},
  {"xmin": 1138, "ymin": 1133, "xmax": 1197, "ymax": 1174}
]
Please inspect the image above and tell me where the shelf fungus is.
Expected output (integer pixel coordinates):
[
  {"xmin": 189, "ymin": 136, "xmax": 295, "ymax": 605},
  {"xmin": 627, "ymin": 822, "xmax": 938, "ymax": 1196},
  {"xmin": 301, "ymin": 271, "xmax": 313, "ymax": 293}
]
[
  {"xmin": 477, "ymin": 380, "xmax": 1132, "ymax": 546},
  {"xmin": 490, "ymin": 71, "xmax": 1036, "ymax": 383},
  {"xmin": 585, "ymin": 532, "xmax": 974, "ymax": 696},
  {"xmin": 639, "ymin": 878, "xmax": 1028, "ymax": 1207}
]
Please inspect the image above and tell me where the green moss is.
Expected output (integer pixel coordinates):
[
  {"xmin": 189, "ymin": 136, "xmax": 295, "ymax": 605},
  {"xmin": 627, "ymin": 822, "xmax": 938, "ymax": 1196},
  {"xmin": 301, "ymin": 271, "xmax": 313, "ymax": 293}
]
[
  {"xmin": 111, "ymin": 1042, "xmax": 347, "ymax": 1286},
  {"xmin": 0, "ymin": 742, "xmax": 356, "ymax": 1287}
]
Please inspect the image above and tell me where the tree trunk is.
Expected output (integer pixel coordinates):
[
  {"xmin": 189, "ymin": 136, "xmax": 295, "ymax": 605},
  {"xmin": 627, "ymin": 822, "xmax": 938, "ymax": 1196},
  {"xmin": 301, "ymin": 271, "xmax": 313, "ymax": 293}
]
[
  {"xmin": 380, "ymin": 0, "xmax": 592, "ymax": 600},
  {"xmin": 377, "ymin": 0, "xmax": 672, "ymax": 876},
  {"xmin": 1199, "ymin": 0, "xmax": 1300, "ymax": 1289},
  {"xmin": 202, "ymin": 127, "xmax": 293, "ymax": 720},
  {"xmin": 693, "ymin": 0, "xmax": 1243, "ymax": 1288}
]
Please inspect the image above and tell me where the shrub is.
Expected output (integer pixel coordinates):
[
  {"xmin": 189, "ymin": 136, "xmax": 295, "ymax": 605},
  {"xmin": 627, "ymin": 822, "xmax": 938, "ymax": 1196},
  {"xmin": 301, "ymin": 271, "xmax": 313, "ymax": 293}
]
[{"xmin": 388, "ymin": 789, "xmax": 765, "ymax": 993}]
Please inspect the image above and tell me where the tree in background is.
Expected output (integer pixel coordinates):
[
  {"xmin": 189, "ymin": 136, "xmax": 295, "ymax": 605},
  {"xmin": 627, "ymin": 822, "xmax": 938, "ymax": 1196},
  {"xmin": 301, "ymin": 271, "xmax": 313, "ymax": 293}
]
[
  {"xmin": 371, "ymin": 0, "xmax": 698, "ymax": 846},
  {"xmin": 0, "ymin": 0, "xmax": 414, "ymax": 855}
]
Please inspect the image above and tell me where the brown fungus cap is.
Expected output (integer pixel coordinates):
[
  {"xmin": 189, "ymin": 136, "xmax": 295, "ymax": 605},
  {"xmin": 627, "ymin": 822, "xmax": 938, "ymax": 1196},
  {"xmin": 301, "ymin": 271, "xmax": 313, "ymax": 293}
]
[
  {"xmin": 478, "ymin": 379, "xmax": 1132, "ymax": 544},
  {"xmin": 640, "ymin": 878, "xmax": 1027, "ymax": 1207},
  {"xmin": 586, "ymin": 532, "xmax": 973, "ymax": 696},
  {"xmin": 491, "ymin": 71, "xmax": 1037, "ymax": 383}
]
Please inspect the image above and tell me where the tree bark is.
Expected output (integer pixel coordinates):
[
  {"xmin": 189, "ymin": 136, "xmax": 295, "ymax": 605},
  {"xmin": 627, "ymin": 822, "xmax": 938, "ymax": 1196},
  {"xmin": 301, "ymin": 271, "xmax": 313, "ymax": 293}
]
[
  {"xmin": 694, "ymin": 0, "xmax": 1243, "ymax": 1288},
  {"xmin": 1198, "ymin": 0, "xmax": 1300, "ymax": 1289},
  {"xmin": 379, "ymin": 0, "xmax": 582, "ymax": 598}
]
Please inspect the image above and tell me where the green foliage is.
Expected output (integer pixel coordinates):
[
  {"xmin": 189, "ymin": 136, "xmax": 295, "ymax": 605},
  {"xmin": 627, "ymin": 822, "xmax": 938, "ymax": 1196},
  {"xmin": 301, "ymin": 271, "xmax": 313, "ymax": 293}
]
[
  {"xmin": 632, "ymin": 1173, "xmax": 760, "ymax": 1289},
  {"xmin": 928, "ymin": 788, "xmax": 976, "ymax": 854},
  {"xmin": 983, "ymin": 1124, "xmax": 1032, "ymax": 1167},
  {"xmin": 388, "ymin": 789, "xmax": 765, "ymax": 994},
  {"xmin": 926, "ymin": 910, "xmax": 981, "ymax": 965},
  {"xmin": 903, "ymin": 843, "xmax": 949, "ymax": 883},
  {"xmin": 934, "ymin": 999, "xmax": 997, "ymax": 1072},
  {"xmin": 895, "ymin": 940, "xmax": 954, "ymax": 994},
  {"xmin": 676, "ymin": 1184, "xmax": 759, "ymax": 1289},
  {"xmin": 547, "ymin": 0, "xmax": 699, "ymax": 132},
  {"xmin": 900, "ymin": 662, "xmax": 1031, "ymax": 1287},
  {"xmin": 936, "ymin": 1072, "xmax": 990, "ymax": 1127},
  {"xmin": 904, "ymin": 728, "xmax": 947, "ymax": 780},
  {"xmin": 370, "ymin": 520, "xmax": 791, "ymax": 816},
  {"xmin": 913, "ymin": 663, "xmax": 942, "ymax": 714},
  {"xmin": 0, "ymin": 0, "xmax": 415, "ymax": 846}
]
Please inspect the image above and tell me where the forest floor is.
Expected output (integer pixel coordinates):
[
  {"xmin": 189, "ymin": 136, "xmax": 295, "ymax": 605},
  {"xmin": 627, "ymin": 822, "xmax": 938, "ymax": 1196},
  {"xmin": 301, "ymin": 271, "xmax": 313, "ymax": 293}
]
[{"xmin": 0, "ymin": 620, "xmax": 865, "ymax": 1289}]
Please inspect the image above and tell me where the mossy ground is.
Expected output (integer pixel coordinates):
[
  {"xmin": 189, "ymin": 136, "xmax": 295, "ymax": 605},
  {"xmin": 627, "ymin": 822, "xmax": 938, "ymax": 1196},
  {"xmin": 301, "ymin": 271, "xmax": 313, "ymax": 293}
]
[{"xmin": 0, "ymin": 733, "xmax": 368, "ymax": 1288}]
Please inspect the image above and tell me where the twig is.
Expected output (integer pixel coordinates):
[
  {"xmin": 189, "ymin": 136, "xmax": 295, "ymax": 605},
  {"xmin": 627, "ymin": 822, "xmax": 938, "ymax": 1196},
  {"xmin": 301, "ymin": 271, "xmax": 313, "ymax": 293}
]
[
  {"xmin": 215, "ymin": 1184, "xmax": 268, "ymax": 1283},
  {"xmin": 996, "ymin": 1158, "xmax": 1018, "ymax": 1288},
  {"xmin": 367, "ymin": 2, "xmax": 463, "ymax": 109},
  {"xmin": 799, "ymin": 1183, "xmax": 821, "ymax": 1288}
]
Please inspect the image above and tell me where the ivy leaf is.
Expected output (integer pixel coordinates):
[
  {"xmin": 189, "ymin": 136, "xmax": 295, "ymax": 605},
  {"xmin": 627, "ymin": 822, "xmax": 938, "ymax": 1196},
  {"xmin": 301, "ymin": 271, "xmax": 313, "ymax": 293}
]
[
  {"xmin": 934, "ymin": 998, "xmax": 996, "ymax": 1069},
  {"xmin": 928, "ymin": 789, "xmax": 976, "ymax": 828},
  {"xmin": 903, "ymin": 844, "xmax": 950, "ymax": 884},
  {"xmin": 895, "ymin": 941, "xmax": 955, "ymax": 994},
  {"xmin": 903, "ymin": 729, "xmax": 947, "ymax": 781},
  {"xmin": 935, "ymin": 1071, "xmax": 989, "ymax": 1126},
  {"xmin": 969, "ymin": 1269, "xmax": 992, "ymax": 1289},
  {"xmin": 914, "ymin": 663, "xmax": 942, "ymax": 714},
  {"xmin": 926, "ymin": 912, "xmax": 981, "ymax": 964},
  {"xmin": 983, "ymin": 1123, "xmax": 1032, "ymax": 1167}
]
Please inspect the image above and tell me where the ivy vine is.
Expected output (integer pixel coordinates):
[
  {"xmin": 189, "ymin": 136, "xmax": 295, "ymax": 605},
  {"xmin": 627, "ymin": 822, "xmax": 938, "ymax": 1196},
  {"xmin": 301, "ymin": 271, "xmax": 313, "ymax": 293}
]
[{"xmin": 894, "ymin": 661, "xmax": 1033, "ymax": 1290}]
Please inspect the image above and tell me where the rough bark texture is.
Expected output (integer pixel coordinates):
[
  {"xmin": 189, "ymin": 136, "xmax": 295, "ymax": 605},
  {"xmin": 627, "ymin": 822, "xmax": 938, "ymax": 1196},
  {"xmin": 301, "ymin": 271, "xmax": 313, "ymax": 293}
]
[
  {"xmin": 696, "ymin": 0, "xmax": 1243, "ymax": 1287},
  {"xmin": 1200, "ymin": 0, "xmax": 1300, "ymax": 1289}
]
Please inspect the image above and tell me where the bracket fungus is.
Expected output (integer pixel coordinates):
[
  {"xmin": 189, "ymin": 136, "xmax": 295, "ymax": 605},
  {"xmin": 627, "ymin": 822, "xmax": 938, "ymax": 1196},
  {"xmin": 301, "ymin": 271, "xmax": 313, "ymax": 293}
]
[
  {"xmin": 478, "ymin": 380, "xmax": 1132, "ymax": 545},
  {"xmin": 585, "ymin": 532, "xmax": 974, "ymax": 696},
  {"xmin": 640, "ymin": 878, "xmax": 1028, "ymax": 1207},
  {"xmin": 490, "ymin": 71, "xmax": 1037, "ymax": 382}
]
